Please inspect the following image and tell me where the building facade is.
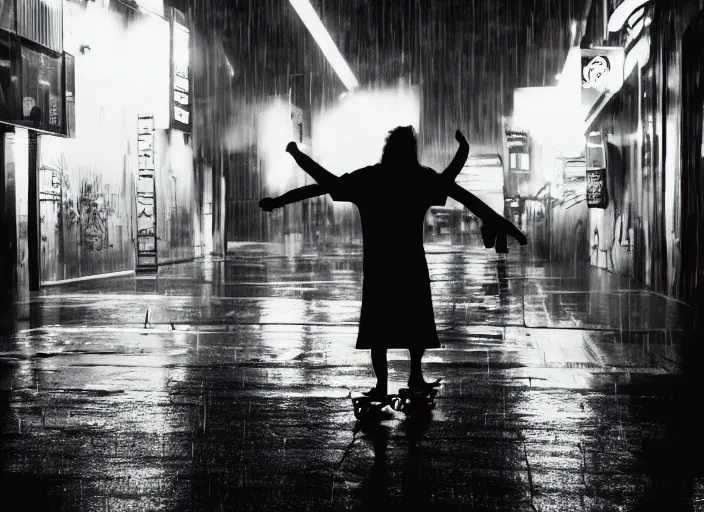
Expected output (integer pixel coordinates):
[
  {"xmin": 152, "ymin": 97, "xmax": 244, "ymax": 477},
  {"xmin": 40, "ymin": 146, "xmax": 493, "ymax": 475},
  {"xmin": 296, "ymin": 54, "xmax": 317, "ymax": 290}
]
[
  {"xmin": 1, "ymin": 0, "xmax": 206, "ymax": 304},
  {"xmin": 514, "ymin": 0, "xmax": 704, "ymax": 305}
]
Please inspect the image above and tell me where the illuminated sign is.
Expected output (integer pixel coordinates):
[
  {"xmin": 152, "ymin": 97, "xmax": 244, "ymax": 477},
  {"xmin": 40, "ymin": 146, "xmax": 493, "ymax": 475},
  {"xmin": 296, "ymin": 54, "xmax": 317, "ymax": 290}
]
[
  {"xmin": 172, "ymin": 20, "xmax": 190, "ymax": 130},
  {"xmin": 585, "ymin": 131, "xmax": 608, "ymax": 208},
  {"xmin": 581, "ymin": 48, "xmax": 624, "ymax": 93},
  {"xmin": 582, "ymin": 55, "xmax": 611, "ymax": 90},
  {"xmin": 136, "ymin": 114, "xmax": 157, "ymax": 270}
]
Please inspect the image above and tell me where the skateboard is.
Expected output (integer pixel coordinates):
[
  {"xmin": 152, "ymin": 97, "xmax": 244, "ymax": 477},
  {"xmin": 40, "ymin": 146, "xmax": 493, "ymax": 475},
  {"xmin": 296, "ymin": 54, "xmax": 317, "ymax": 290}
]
[
  {"xmin": 351, "ymin": 380, "xmax": 443, "ymax": 419},
  {"xmin": 351, "ymin": 392, "xmax": 400, "ymax": 419},
  {"xmin": 395, "ymin": 380, "xmax": 442, "ymax": 414}
]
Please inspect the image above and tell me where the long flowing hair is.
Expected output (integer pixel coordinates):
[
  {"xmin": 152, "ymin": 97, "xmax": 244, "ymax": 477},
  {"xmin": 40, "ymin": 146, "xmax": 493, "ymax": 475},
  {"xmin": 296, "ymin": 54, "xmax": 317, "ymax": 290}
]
[{"xmin": 380, "ymin": 126, "xmax": 419, "ymax": 168}]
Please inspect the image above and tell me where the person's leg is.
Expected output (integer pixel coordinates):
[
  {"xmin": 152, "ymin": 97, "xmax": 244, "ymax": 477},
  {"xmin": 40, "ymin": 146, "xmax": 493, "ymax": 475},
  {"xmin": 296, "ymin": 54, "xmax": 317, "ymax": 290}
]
[
  {"xmin": 371, "ymin": 348, "xmax": 388, "ymax": 395},
  {"xmin": 408, "ymin": 348, "xmax": 426, "ymax": 388}
]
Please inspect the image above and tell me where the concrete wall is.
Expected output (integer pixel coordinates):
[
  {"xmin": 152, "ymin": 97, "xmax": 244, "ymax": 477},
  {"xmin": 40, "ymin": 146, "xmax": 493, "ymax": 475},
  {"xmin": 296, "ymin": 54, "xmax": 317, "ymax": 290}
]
[
  {"xmin": 656, "ymin": 0, "xmax": 704, "ymax": 302},
  {"xmin": 155, "ymin": 129, "xmax": 197, "ymax": 264},
  {"xmin": 585, "ymin": 0, "xmax": 703, "ymax": 301},
  {"xmin": 37, "ymin": 1, "xmax": 199, "ymax": 282},
  {"xmin": 2, "ymin": 130, "xmax": 30, "ymax": 305},
  {"xmin": 587, "ymin": 69, "xmax": 640, "ymax": 280}
]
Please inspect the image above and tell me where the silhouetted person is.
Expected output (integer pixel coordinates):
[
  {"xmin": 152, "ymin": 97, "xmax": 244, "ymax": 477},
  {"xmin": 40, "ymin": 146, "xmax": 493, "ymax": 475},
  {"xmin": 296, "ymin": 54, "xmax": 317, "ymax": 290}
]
[{"xmin": 260, "ymin": 126, "xmax": 527, "ymax": 398}]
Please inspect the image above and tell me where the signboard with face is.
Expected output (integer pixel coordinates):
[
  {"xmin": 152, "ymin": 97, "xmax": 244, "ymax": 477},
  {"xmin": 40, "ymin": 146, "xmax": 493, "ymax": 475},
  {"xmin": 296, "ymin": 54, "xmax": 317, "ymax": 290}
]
[
  {"xmin": 582, "ymin": 55, "xmax": 611, "ymax": 90},
  {"xmin": 580, "ymin": 47, "xmax": 625, "ymax": 117}
]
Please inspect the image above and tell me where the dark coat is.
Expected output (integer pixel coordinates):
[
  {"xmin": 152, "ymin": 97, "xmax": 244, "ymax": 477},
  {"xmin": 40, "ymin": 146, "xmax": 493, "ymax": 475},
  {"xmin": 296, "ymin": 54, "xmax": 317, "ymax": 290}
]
[{"xmin": 329, "ymin": 164, "xmax": 447, "ymax": 349}]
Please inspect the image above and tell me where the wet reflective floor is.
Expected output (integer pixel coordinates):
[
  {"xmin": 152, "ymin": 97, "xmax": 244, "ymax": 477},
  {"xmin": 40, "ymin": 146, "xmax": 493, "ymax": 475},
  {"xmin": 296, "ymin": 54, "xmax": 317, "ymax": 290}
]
[{"xmin": 1, "ymin": 241, "xmax": 701, "ymax": 510}]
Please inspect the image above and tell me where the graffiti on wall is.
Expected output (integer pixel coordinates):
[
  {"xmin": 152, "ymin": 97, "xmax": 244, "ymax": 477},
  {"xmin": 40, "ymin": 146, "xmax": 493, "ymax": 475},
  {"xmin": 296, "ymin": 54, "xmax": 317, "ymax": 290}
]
[
  {"xmin": 41, "ymin": 159, "xmax": 117, "ymax": 252},
  {"xmin": 78, "ymin": 183, "xmax": 115, "ymax": 251}
]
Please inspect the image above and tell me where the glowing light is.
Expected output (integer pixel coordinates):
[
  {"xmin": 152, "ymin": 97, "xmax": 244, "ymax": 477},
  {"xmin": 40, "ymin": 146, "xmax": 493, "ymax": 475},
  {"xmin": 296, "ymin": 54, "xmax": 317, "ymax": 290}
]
[
  {"xmin": 134, "ymin": 0, "xmax": 164, "ymax": 17},
  {"xmin": 224, "ymin": 55, "xmax": 235, "ymax": 77},
  {"xmin": 288, "ymin": 0, "xmax": 359, "ymax": 91},
  {"xmin": 259, "ymin": 98, "xmax": 297, "ymax": 194},
  {"xmin": 512, "ymin": 86, "xmax": 585, "ymax": 160},
  {"xmin": 312, "ymin": 86, "xmax": 420, "ymax": 177}
]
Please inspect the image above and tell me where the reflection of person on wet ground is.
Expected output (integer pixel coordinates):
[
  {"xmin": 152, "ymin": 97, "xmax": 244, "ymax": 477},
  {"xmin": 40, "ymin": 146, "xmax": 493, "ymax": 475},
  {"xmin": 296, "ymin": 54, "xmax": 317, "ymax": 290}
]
[
  {"xmin": 259, "ymin": 126, "xmax": 527, "ymax": 397},
  {"xmin": 355, "ymin": 410, "xmax": 435, "ymax": 508},
  {"xmin": 356, "ymin": 421, "xmax": 392, "ymax": 508}
]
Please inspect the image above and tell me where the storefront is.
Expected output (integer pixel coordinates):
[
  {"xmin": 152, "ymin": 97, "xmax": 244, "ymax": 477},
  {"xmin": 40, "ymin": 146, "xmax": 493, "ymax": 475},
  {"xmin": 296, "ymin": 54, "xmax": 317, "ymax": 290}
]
[{"xmin": 0, "ymin": 0, "xmax": 69, "ymax": 302}]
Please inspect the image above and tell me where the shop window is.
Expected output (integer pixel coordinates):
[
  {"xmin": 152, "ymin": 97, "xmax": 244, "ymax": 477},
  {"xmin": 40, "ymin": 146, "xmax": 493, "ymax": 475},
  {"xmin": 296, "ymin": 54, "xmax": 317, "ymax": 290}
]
[
  {"xmin": 19, "ymin": 45, "xmax": 62, "ymax": 133},
  {"xmin": 0, "ymin": 35, "xmax": 20, "ymax": 122}
]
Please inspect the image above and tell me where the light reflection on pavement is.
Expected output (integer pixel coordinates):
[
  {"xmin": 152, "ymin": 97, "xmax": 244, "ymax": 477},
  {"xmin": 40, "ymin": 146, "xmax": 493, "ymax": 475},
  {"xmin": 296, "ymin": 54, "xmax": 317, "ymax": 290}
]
[{"xmin": 0, "ymin": 242, "xmax": 698, "ymax": 510}]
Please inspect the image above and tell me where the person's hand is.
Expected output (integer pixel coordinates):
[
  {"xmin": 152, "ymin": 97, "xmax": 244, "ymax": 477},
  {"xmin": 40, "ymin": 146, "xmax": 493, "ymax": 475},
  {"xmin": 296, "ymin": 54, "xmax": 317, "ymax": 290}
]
[
  {"xmin": 455, "ymin": 130, "xmax": 468, "ymax": 146},
  {"xmin": 481, "ymin": 215, "xmax": 528, "ymax": 253},
  {"xmin": 259, "ymin": 197, "xmax": 278, "ymax": 212},
  {"xmin": 285, "ymin": 141, "xmax": 299, "ymax": 154}
]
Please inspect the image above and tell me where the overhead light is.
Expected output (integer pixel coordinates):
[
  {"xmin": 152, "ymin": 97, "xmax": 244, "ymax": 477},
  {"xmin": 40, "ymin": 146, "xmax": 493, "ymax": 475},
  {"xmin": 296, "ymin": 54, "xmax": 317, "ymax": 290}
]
[{"xmin": 288, "ymin": 0, "xmax": 359, "ymax": 91}]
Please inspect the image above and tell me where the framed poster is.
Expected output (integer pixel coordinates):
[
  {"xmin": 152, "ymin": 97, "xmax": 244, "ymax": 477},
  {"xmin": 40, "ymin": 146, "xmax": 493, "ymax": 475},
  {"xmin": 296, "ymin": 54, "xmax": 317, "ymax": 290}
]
[{"xmin": 585, "ymin": 131, "xmax": 608, "ymax": 208}]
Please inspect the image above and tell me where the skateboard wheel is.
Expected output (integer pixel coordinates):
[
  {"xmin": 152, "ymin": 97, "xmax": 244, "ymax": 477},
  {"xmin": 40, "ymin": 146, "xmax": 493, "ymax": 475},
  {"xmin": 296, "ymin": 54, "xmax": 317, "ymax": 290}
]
[{"xmin": 354, "ymin": 404, "xmax": 369, "ymax": 419}]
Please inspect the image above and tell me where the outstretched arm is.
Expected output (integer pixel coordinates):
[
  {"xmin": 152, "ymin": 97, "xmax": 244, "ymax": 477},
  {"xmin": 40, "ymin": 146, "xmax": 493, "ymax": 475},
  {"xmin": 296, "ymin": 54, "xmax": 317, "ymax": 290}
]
[
  {"xmin": 439, "ymin": 130, "xmax": 470, "ymax": 182},
  {"xmin": 447, "ymin": 183, "xmax": 496, "ymax": 222},
  {"xmin": 286, "ymin": 142, "xmax": 339, "ymax": 189},
  {"xmin": 259, "ymin": 184, "xmax": 326, "ymax": 211},
  {"xmin": 447, "ymin": 183, "xmax": 527, "ymax": 247}
]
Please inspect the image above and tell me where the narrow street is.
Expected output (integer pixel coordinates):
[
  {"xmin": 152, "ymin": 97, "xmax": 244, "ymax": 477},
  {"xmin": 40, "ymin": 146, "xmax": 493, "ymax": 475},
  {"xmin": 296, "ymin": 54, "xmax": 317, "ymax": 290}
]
[{"xmin": 0, "ymin": 242, "xmax": 696, "ymax": 510}]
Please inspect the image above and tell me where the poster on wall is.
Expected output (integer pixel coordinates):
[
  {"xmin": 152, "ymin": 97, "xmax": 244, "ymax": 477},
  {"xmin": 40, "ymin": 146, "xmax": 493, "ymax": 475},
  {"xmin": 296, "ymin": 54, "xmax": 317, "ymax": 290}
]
[{"xmin": 585, "ymin": 131, "xmax": 609, "ymax": 208}]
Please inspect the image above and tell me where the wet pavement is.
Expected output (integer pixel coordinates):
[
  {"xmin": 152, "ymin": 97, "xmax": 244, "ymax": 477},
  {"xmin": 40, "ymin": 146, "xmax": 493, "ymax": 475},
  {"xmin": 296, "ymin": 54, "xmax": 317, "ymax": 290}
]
[{"xmin": 0, "ymin": 241, "xmax": 701, "ymax": 510}]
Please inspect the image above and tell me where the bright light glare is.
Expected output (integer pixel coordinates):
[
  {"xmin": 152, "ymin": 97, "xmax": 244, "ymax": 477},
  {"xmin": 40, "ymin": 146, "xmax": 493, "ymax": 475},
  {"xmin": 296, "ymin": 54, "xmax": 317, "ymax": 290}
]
[
  {"xmin": 288, "ymin": 0, "xmax": 359, "ymax": 91},
  {"xmin": 513, "ymin": 86, "xmax": 585, "ymax": 159},
  {"xmin": 312, "ymin": 86, "xmax": 420, "ymax": 177},
  {"xmin": 259, "ymin": 98, "xmax": 296, "ymax": 194}
]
